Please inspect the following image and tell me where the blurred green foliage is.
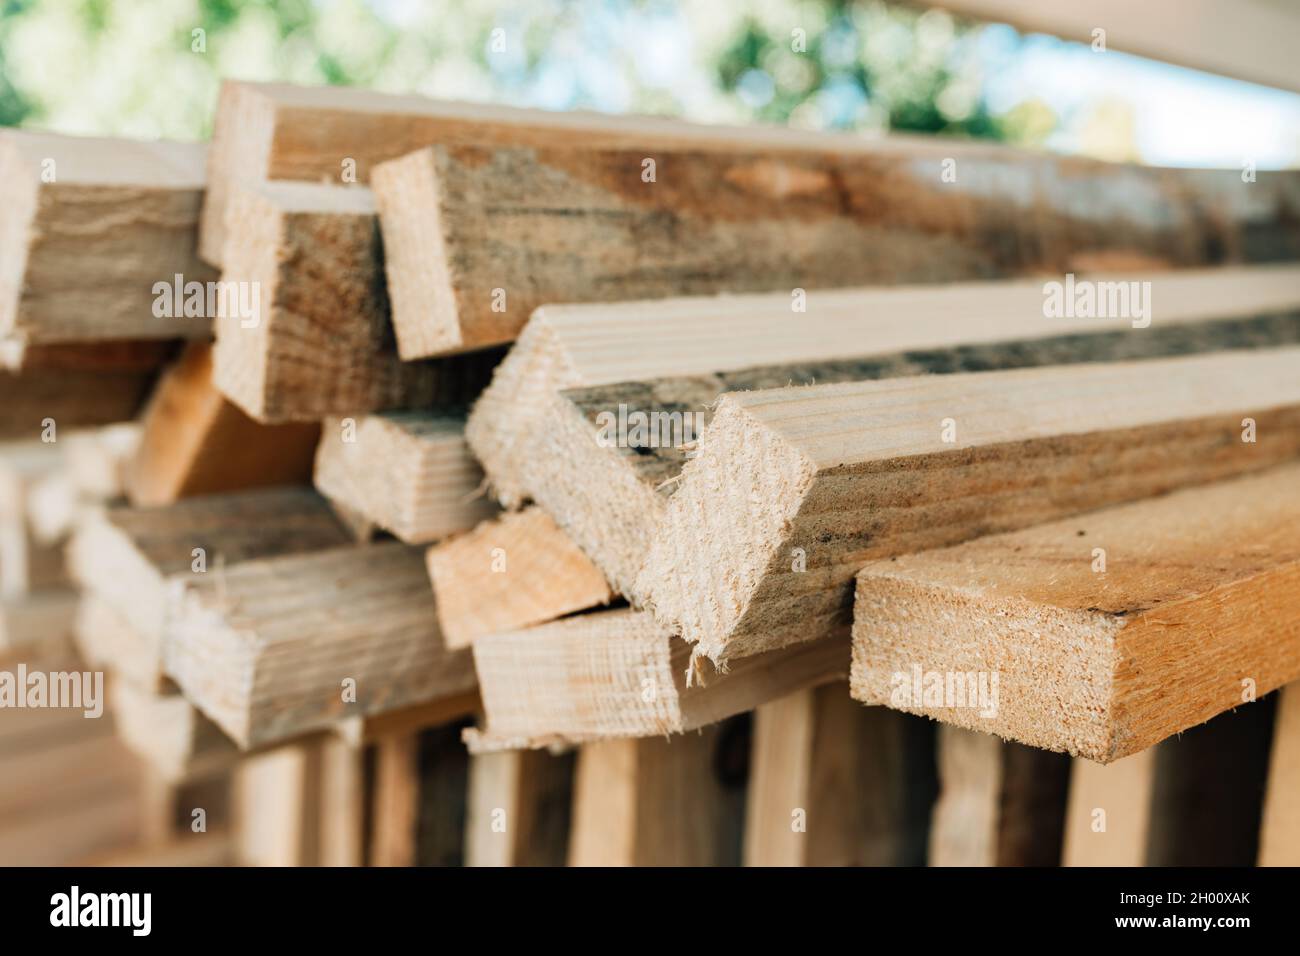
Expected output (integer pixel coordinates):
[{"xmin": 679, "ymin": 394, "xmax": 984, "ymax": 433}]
[{"xmin": 0, "ymin": 0, "xmax": 1050, "ymax": 147}]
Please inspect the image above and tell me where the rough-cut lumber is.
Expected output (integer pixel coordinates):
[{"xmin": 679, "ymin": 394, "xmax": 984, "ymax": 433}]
[
  {"xmin": 1260, "ymin": 685, "xmax": 1300, "ymax": 866},
  {"xmin": 743, "ymin": 686, "xmax": 935, "ymax": 866},
  {"xmin": 200, "ymin": 79, "xmax": 995, "ymax": 268},
  {"xmin": 233, "ymin": 742, "xmax": 325, "ymax": 867},
  {"xmin": 0, "ymin": 129, "xmax": 214, "ymax": 345},
  {"xmin": 67, "ymin": 487, "xmax": 352, "ymax": 672},
  {"xmin": 127, "ymin": 342, "xmax": 319, "ymax": 506},
  {"xmin": 929, "ymin": 725, "xmax": 1071, "ymax": 866},
  {"xmin": 1062, "ymin": 751, "xmax": 1155, "ymax": 867},
  {"xmin": 74, "ymin": 594, "xmax": 172, "ymax": 693},
  {"xmin": 313, "ymin": 411, "xmax": 496, "ymax": 545},
  {"xmin": 428, "ymin": 507, "xmax": 613, "ymax": 649},
  {"xmin": 465, "ymin": 748, "xmax": 575, "ymax": 867},
  {"xmin": 375, "ymin": 139, "xmax": 1300, "ymax": 359},
  {"xmin": 466, "ymin": 608, "xmax": 848, "ymax": 751},
  {"xmin": 317, "ymin": 731, "xmax": 365, "ymax": 867},
  {"xmin": 567, "ymin": 719, "xmax": 747, "ymax": 866},
  {"xmin": 638, "ymin": 347, "xmax": 1300, "ymax": 667},
  {"xmin": 63, "ymin": 423, "xmax": 142, "ymax": 501},
  {"xmin": 212, "ymin": 181, "xmax": 501, "ymax": 423},
  {"xmin": 109, "ymin": 679, "xmax": 238, "ymax": 783},
  {"xmin": 369, "ymin": 733, "xmax": 420, "ymax": 867},
  {"xmin": 166, "ymin": 542, "xmax": 476, "ymax": 749},
  {"xmin": 851, "ymin": 463, "xmax": 1300, "ymax": 761},
  {"xmin": 931, "ymin": 0, "xmax": 1300, "ymax": 93},
  {"xmin": 467, "ymin": 266, "xmax": 1300, "ymax": 593}
]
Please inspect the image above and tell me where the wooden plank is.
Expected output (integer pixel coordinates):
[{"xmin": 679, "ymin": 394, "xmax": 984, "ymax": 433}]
[
  {"xmin": 67, "ymin": 487, "xmax": 352, "ymax": 677},
  {"xmin": 931, "ymin": 0, "xmax": 1300, "ymax": 94},
  {"xmin": 233, "ymin": 742, "xmax": 324, "ymax": 867},
  {"xmin": 166, "ymin": 542, "xmax": 476, "ymax": 749},
  {"xmin": 466, "ymin": 607, "xmax": 847, "ymax": 751},
  {"xmin": 637, "ymin": 347, "xmax": 1300, "ymax": 669},
  {"xmin": 1062, "ymin": 750, "xmax": 1156, "ymax": 867},
  {"xmin": 744, "ymin": 686, "xmax": 935, "ymax": 866},
  {"xmin": 212, "ymin": 181, "xmax": 502, "ymax": 423},
  {"xmin": 0, "ymin": 365, "xmax": 157, "ymax": 440},
  {"xmin": 317, "ymin": 731, "xmax": 365, "ymax": 867},
  {"xmin": 127, "ymin": 342, "xmax": 320, "ymax": 506},
  {"xmin": 851, "ymin": 463, "xmax": 1300, "ymax": 761},
  {"xmin": 62, "ymin": 423, "xmax": 142, "ymax": 501},
  {"xmin": 0, "ymin": 441, "xmax": 68, "ymax": 597},
  {"xmin": 369, "ymin": 733, "xmax": 420, "ymax": 867},
  {"xmin": 313, "ymin": 412, "xmax": 497, "ymax": 545},
  {"xmin": 0, "ymin": 129, "xmax": 214, "ymax": 345},
  {"xmin": 199, "ymin": 78, "xmax": 1014, "ymax": 268},
  {"xmin": 109, "ymin": 679, "xmax": 238, "ymax": 783},
  {"xmin": 567, "ymin": 718, "xmax": 748, "ymax": 866},
  {"xmin": 929, "ymin": 725, "xmax": 1071, "ymax": 866},
  {"xmin": 1260, "ymin": 684, "xmax": 1300, "ymax": 866},
  {"xmin": 428, "ymin": 507, "xmax": 613, "ymax": 649},
  {"xmin": 465, "ymin": 748, "xmax": 575, "ymax": 867},
  {"xmin": 468, "ymin": 266, "xmax": 1300, "ymax": 593},
  {"xmin": 74, "ymin": 594, "xmax": 172, "ymax": 694}
]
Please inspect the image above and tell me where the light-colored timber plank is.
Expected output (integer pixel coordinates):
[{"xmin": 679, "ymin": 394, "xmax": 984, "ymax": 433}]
[
  {"xmin": 318, "ymin": 730, "xmax": 365, "ymax": 867},
  {"xmin": 63, "ymin": 423, "xmax": 142, "ymax": 501},
  {"xmin": 314, "ymin": 411, "xmax": 497, "ymax": 545},
  {"xmin": 567, "ymin": 719, "xmax": 747, "ymax": 866},
  {"xmin": 466, "ymin": 607, "xmax": 848, "ymax": 751},
  {"xmin": 428, "ymin": 507, "xmax": 613, "ymax": 648},
  {"xmin": 375, "ymin": 138, "xmax": 1300, "ymax": 359},
  {"xmin": 67, "ymin": 487, "xmax": 352, "ymax": 679},
  {"xmin": 637, "ymin": 347, "xmax": 1300, "ymax": 668},
  {"xmin": 369, "ymin": 732, "xmax": 420, "ymax": 867},
  {"xmin": 233, "ymin": 741, "xmax": 325, "ymax": 867},
  {"xmin": 127, "ymin": 341, "xmax": 320, "ymax": 506},
  {"xmin": 931, "ymin": 0, "xmax": 1300, "ymax": 93},
  {"xmin": 1260, "ymin": 685, "xmax": 1300, "ymax": 866},
  {"xmin": 166, "ymin": 542, "xmax": 476, "ymax": 749},
  {"xmin": 1062, "ymin": 750, "xmax": 1156, "ymax": 867},
  {"xmin": 465, "ymin": 747, "xmax": 575, "ymax": 867},
  {"xmin": 0, "ymin": 129, "xmax": 214, "ymax": 345},
  {"xmin": 851, "ymin": 463, "xmax": 1300, "ymax": 761},
  {"xmin": 212, "ymin": 181, "xmax": 501, "ymax": 423},
  {"xmin": 743, "ymin": 685, "xmax": 934, "ymax": 866},
  {"xmin": 1, "ymin": 441, "xmax": 69, "ymax": 597},
  {"xmin": 109, "ymin": 679, "xmax": 238, "ymax": 784},
  {"xmin": 74, "ymin": 594, "xmax": 173, "ymax": 694},
  {"xmin": 929, "ymin": 725, "xmax": 1071, "ymax": 866}
]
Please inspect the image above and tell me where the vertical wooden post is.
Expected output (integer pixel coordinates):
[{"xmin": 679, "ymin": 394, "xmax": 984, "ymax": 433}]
[{"xmin": 466, "ymin": 748, "xmax": 575, "ymax": 867}]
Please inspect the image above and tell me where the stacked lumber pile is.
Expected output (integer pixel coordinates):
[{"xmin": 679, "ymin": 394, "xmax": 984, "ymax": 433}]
[{"xmin": 1, "ymin": 80, "xmax": 1298, "ymax": 867}]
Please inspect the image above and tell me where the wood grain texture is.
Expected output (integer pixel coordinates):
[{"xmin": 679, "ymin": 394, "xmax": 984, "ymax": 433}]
[
  {"xmin": 0, "ymin": 365, "xmax": 157, "ymax": 441},
  {"xmin": 465, "ymin": 748, "xmax": 575, "ymax": 867},
  {"xmin": 427, "ymin": 507, "xmax": 613, "ymax": 649},
  {"xmin": 466, "ymin": 607, "xmax": 848, "ymax": 751},
  {"xmin": 929, "ymin": 725, "xmax": 1070, "ymax": 866},
  {"xmin": 369, "ymin": 733, "xmax": 420, "ymax": 867},
  {"xmin": 127, "ymin": 342, "xmax": 320, "ymax": 506},
  {"xmin": 743, "ymin": 686, "xmax": 935, "ymax": 866},
  {"xmin": 376, "ymin": 137, "xmax": 1300, "ymax": 358},
  {"xmin": 212, "ymin": 181, "xmax": 502, "ymax": 423},
  {"xmin": 166, "ymin": 542, "xmax": 476, "ymax": 749},
  {"xmin": 567, "ymin": 718, "xmax": 748, "ymax": 866},
  {"xmin": 469, "ymin": 266, "xmax": 1300, "ymax": 594},
  {"xmin": 1260, "ymin": 685, "xmax": 1300, "ymax": 866},
  {"xmin": 313, "ymin": 411, "xmax": 497, "ymax": 545},
  {"xmin": 852, "ymin": 463, "xmax": 1300, "ymax": 761},
  {"xmin": 637, "ymin": 348, "xmax": 1300, "ymax": 667},
  {"xmin": 0, "ymin": 129, "xmax": 214, "ymax": 344}
]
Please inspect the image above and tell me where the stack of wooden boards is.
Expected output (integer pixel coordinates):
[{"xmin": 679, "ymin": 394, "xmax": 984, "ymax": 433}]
[{"xmin": 1, "ymin": 78, "xmax": 1298, "ymax": 866}]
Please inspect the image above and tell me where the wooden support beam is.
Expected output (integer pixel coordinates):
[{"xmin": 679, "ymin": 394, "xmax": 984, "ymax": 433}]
[
  {"xmin": 567, "ymin": 718, "xmax": 748, "ymax": 866},
  {"xmin": 369, "ymin": 733, "xmax": 420, "ymax": 867},
  {"xmin": 109, "ymin": 679, "xmax": 238, "ymax": 783},
  {"xmin": 466, "ymin": 607, "xmax": 847, "ymax": 751},
  {"xmin": 1260, "ymin": 685, "xmax": 1300, "ymax": 866},
  {"xmin": 1062, "ymin": 751, "xmax": 1156, "ymax": 867},
  {"xmin": 127, "ymin": 341, "xmax": 320, "ymax": 506},
  {"xmin": 233, "ymin": 741, "xmax": 325, "ymax": 867},
  {"xmin": 638, "ymin": 347, "xmax": 1300, "ymax": 668},
  {"xmin": 67, "ymin": 487, "xmax": 352, "ymax": 677},
  {"xmin": 465, "ymin": 748, "xmax": 575, "ymax": 867},
  {"xmin": 468, "ymin": 266, "xmax": 1300, "ymax": 593},
  {"xmin": 212, "ymin": 181, "xmax": 502, "ymax": 423},
  {"xmin": 318, "ymin": 730, "xmax": 366, "ymax": 867},
  {"xmin": 744, "ymin": 686, "xmax": 935, "ymax": 866},
  {"xmin": 167, "ymin": 542, "xmax": 476, "ymax": 749},
  {"xmin": 428, "ymin": 507, "xmax": 613, "ymax": 649},
  {"xmin": 852, "ymin": 463, "xmax": 1300, "ymax": 761},
  {"xmin": 1, "ymin": 441, "xmax": 68, "ymax": 597},
  {"xmin": 313, "ymin": 412, "xmax": 497, "ymax": 545},
  {"xmin": 0, "ymin": 130, "xmax": 214, "ymax": 345},
  {"xmin": 929, "ymin": 725, "xmax": 1071, "ymax": 866}
]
